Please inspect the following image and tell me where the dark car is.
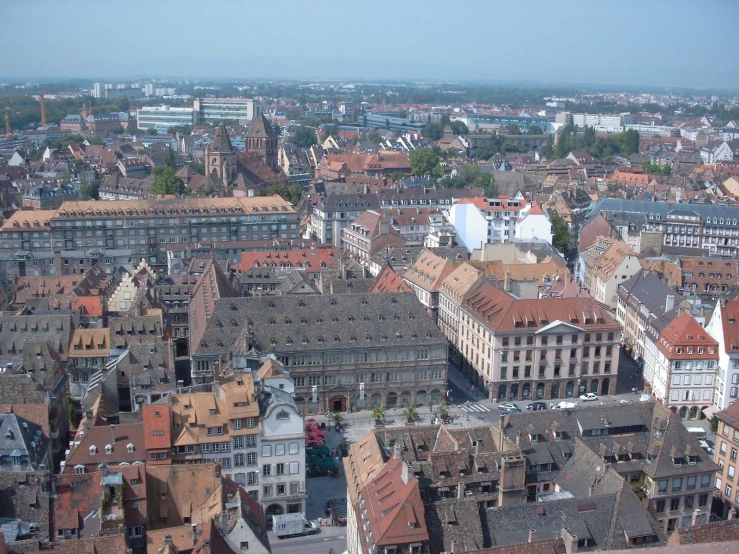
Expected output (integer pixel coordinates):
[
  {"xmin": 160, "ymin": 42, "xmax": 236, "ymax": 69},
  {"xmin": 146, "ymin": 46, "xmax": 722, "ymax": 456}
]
[
  {"xmin": 500, "ymin": 407, "xmax": 522, "ymax": 415},
  {"xmin": 528, "ymin": 402, "xmax": 547, "ymax": 411}
]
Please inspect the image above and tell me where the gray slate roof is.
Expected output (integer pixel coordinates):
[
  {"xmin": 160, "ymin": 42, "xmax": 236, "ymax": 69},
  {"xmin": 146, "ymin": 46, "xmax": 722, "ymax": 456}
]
[
  {"xmin": 589, "ymin": 196, "xmax": 739, "ymax": 223},
  {"xmin": 193, "ymin": 292, "xmax": 447, "ymax": 357},
  {"xmin": 0, "ymin": 413, "xmax": 49, "ymax": 472}
]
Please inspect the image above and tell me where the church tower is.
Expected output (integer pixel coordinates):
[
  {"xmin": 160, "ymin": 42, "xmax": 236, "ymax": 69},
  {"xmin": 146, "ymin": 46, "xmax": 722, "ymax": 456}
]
[
  {"xmin": 245, "ymin": 114, "xmax": 278, "ymax": 170},
  {"xmin": 206, "ymin": 124, "xmax": 236, "ymax": 184}
]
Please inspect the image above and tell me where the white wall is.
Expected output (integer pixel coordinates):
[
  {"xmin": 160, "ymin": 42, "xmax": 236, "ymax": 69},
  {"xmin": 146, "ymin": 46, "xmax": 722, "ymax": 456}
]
[
  {"xmin": 448, "ymin": 203, "xmax": 487, "ymax": 253},
  {"xmin": 515, "ymin": 213, "xmax": 553, "ymax": 244}
]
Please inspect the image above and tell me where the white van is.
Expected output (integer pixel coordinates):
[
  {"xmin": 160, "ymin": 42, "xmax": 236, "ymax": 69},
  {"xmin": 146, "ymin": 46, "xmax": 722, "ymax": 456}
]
[{"xmin": 686, "ymin": 427, "xmax": 707, "ymax": 440}]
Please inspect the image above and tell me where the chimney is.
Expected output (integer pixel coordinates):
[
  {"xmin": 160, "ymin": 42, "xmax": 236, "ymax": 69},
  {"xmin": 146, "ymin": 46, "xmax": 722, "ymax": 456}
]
[
  {"xmin": 379, "ymin": 217, "xmax": 389, "ymax": 236},
  {"xmin": 504, "ymin": 271, "xmax": 511, "ymax": 293},
  {"xmin": 192, "ymin": 524, "xmax": 198, "ymax": 546},
  {"xmin": 457, "ymin": 482, "xmax": 464, "ymax": 500},
  {"xmin": 515, "ymin": 432, "xmax": 521, "ymax": 448},
  {"xmin": 588, "ymin": 482, "xmax": 594, "ymax": 497},
  {"xmin": 691, "ymin": 508, "xmax": 701, "ymax": 526},
  {"xmin": 475, "ymin": 441, "xmax": 480, "ymax": 456},
  {"xmin": 528, "ymin": 529, "xmax": 537, "ymax": 543},
  {"xmin": 110, "ymin": 424, "xmax": 116, "ymax": 445},
  {"xmin": 393, "ymin": 444, "xmax": 402, "ymax": 459},
  {"xmin": 665, "ymin": 295, "xmax": 674, "ymax": 312},
  {"xmin": 221, "ymin": 511, "xmax": 229, "ymax": 535},
  {"xmin": 164, "ymin": 534, "xmax": 174, "ymax": 547},
  {"xmin": 401, "ymin": 460, "xmax": 409, "ymax": 484},
  {"xmin": 561, "ymin": 528, "xmax": 578, "ymax": 553},
  {"xmin": 451, "ymin": 540, "xmax": 457, "ymax": 553}
]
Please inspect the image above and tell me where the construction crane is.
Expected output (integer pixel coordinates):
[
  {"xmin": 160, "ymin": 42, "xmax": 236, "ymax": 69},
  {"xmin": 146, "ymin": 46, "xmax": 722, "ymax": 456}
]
[
  {"xmin": 4, "ymin": 106, "xmax": 9, "ymax": 136},
  {"xmin": 39, "ymin": 91, "xmax": 46, "ymax": 130}
]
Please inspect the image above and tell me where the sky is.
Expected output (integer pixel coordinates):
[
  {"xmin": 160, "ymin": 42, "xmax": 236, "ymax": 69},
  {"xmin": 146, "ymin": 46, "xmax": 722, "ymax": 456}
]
[{"xmin": 5, "ymin": 0, "xmax": 739, "ymax": 89}]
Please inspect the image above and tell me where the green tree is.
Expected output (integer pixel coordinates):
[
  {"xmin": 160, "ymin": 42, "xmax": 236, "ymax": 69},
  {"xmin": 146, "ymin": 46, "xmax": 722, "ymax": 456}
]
[
  {"xmin": 266, "ymin": 184, "xmax": 302, "ymax": 205},
  {"xmin": 390, "ymin": 171, "xmax": 405, "ymax": 182},
  {"xmin": 367, "ymin": 130, "xmax": 383, "ymax": 144},
  {"xmin": 551, "ymin": 214, "xmax": 570, "ymax": 253},
  {"xmin": 150, "ymin": 166, "xmax": 185, "ymax": 195},
  {"xmin": 450, "ymin": 121, "xmax": 469, "ymax": 135},
  {"xmin": 79, "ymin": 178, "xmax": 101, "ymax": 200},
  {"xmin": 189, "ymin": 161, "xmax": 205, "ymax": 175},
  {"xmin": 291, "ymin": 126, "xmax": 317, "ymax": 148},
  {"xmin": 164, "ymin": 147, "xmax": 176, "ymax": 168},
  {"xmin": 506, "ymin": 124, "xmax": 522, "ymax": 135},
  {"xmin": 322, "ymin": 124, "xmax": 340, "ymax": 138},
  {"xmin": 526, "ymin": 125, "xmax": 544, "ymax": 135},
  {"xmin": 145, "ymin": 128, "xmax": 157, "ymax": 136},
  {"xmin": 423, "ymin": 121, "xmax": 444, "ymax": 141},
  {"xmin": 409, "ymin": 148, "xmax": 441, "ymax": 178},
  {"xmin": 402, "ymin": 406, "xmax": 418, "ymax": 423}
]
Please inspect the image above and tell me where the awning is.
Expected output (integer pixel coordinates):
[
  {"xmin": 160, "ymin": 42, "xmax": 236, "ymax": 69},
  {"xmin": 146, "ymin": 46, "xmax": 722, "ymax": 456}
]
[{"xmin": 702, "ymin": 405, "xmax": 719, "ymax": 420}]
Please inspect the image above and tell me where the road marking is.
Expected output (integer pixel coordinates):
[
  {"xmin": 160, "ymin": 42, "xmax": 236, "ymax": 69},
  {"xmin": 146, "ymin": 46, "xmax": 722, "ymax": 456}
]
[{"xmin": 459, "ymin": 403, "xmax": 491, "ymax": 413}]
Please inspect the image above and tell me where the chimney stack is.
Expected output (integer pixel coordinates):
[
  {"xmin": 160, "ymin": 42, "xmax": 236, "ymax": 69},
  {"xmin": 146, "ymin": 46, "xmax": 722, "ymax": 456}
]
[
  {"xmin": 504, "ymin": 270, "xmax": 511, "ymax": 293},
  {"xmin": 393, "ymin": 444, "xmax": 402, "ymax": 459},
  {"xmin": 457, "ymin": 482, "xmax": 464, "ymax": 500},
  {"xmin": 691, "ymin": 508, "xmax": 701, "ymax": 526},
  {"xmin": 528, "ymin": 529, "xmax": 537, "ymax": 543},
  {"xmin": 110, "ymin": 424, "xmax": 116, "ymax": 445},
  {"xmin": 561, "ymin": 528, "xmax": 579, "ymax": 553}
]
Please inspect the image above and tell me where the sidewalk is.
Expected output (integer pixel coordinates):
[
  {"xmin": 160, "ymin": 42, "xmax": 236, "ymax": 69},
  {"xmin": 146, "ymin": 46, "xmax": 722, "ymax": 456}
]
[{"xmin": 447, "ymin": 362, "xmax": 488, "ymax": 402}]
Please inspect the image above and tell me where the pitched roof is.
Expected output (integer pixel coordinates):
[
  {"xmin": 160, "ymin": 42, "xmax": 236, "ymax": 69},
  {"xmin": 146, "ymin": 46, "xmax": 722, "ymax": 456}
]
[
  {"xmin": 249, "ymin": 114, "xmax": 275, "ymax": 138},
  {"xmin": 209, "ymin": 124, "xmax": 234, "ymax": 154},
  {"xmin": 463, "ymin": 282, "xmax": 620, "ymax": 334},
  {"xmin": 589, "ymin": 239, "xmax": 636, "ymax": 282},
  {"xmin": 64, "ymin": 421, "xmax": 146, "ymax": 470},
  {"xmin": 142, "ymin": 404, "xmax": 172, "ymax": 451},
  {"xmin": 371, "ymin": 264, "xmax": 412, "ymax": 294},
  {"xmin": 656, "ymin": 311, "xmax": 718, "ymax": 360},
  {"xmin": 233, "ymin": 248, "xmax": 337, "ymax": 272},
  {"xmin": 403, "ymin": 249, "xmax": 455, "ymax": 293}
]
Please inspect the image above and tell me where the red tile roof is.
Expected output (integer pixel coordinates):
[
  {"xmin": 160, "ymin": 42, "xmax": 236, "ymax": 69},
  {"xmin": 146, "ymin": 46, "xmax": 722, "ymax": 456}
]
[
  {"xmin": 72, "ymin": 296, "xmax": 104, "ymax": 317},
  {"xmin": 361, "ymin": 457, "xmax": 428, "ymax": 548},
  {"xmin": 463, "ymin": 282, "xmax": 620, "ymax": 333},
  {"xmin": 372, "ymin": 264, "xmax": 412, "ymax": 294},
  {"xmin": 142, "ymin": 404, "xmax": 172, "ymax": 451},
  {"xmin": 233, "ymin": 248, "xmax": 337, "ymax": 272},
  {"xmin": 656, "ymin": 311, "xmax": 719, "ymax": 360}
]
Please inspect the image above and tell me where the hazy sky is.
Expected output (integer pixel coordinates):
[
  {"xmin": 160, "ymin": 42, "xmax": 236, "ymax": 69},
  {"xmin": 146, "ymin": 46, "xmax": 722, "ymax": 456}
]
[{"xmin": 6, "ymin": 0, "xmax": 739, "ymax": 88}]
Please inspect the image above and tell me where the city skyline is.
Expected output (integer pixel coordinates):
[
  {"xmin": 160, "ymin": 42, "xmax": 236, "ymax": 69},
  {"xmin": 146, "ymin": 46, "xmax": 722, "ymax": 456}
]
[{"xmin": 5, "ymin": 0, "xmax": 739, "ymax": 88}]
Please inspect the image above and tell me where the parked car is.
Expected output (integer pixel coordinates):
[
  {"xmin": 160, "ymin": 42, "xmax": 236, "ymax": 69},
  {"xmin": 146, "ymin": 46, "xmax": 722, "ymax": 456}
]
[
  {"xmin": 579, "ymin": 393, "xmax": 598, "ymax": 401},
  {"xmin": 528, "ymin": 402, "xmax": 547, "ymax": 411},
  {"xmin": 500, "ymin": 407, "xmax": 522, "ymax": 415},
  {"xmin": 556, "ymin": 400, "xmax": 577, "ymax": 409},
  {"xmin": 497, "ymin": 403, "xmax": 519, "ymax": 411}
]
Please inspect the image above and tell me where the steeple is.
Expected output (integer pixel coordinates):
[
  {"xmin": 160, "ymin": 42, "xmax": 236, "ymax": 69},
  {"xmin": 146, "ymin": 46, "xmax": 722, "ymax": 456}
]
[
  {"xmin": 246, "ymin": 115, "xmax": 278, "ymax": 170},
  {"xmin": 210, "ymin": 124, "xmax": 234, "ymax": 153}
]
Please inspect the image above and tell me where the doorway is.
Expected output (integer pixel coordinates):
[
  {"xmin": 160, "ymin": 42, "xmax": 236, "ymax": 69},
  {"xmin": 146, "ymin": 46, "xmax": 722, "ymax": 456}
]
[{"xmin": 330, "ymin": 395, "xmax": 346, "ymax": 412}]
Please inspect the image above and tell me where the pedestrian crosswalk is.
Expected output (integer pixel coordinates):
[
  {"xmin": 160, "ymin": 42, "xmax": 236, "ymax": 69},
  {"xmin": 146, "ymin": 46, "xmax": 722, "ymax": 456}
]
[{"xmin": 458, "ymin": 402, "xmax": 492, "ymax": 413}]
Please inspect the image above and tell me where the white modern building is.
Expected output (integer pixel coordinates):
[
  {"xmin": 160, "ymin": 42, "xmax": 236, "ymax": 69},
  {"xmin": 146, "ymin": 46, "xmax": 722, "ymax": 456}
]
[
  {"xmin": 447, "ymin": 193, "xmax": 553, "ymax": 252},
  {"xmin": 706, "ymin": 299, "xmax": 739, "ymax": 411},
  {"xmin": 136, "ymin": 105, "xmax": 195, "ymax": 132},
  {"xmin": 194, "ymin": 97, "xmax": 262, "ymax": 124}
]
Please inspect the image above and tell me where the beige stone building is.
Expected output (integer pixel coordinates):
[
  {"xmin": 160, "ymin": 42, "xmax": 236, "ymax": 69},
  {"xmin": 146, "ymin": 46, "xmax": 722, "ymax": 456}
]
[{"xmin": 459, "ymin": 282, "xmax": 621, "ymax": 400}]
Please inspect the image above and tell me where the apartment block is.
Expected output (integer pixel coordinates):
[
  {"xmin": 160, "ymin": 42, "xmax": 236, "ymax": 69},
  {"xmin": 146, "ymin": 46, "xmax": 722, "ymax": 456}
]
[
  {"xmin": 714, "ymin": 401, "xmax": 739, "ymax": 519},
  {"xmin": 459, "ymin": 282, "xmax": 621, "ymax": 401},
  {"xmin": 0, "ymin": 196, "xmax": 298, "ymax": 286}
]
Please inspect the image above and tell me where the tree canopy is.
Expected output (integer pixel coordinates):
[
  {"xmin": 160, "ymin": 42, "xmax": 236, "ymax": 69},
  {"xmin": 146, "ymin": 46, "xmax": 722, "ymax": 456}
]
[
  {"xmin": 554, "ymin": 125, "xmax": 640, "ymax": 163},
  {"xmin": 291, "ymin": 126, "xmax": 317, "ymax": 148},
  {"xmin": 266, "ymin": 184, "xmax": 302, "ymax": 205},
  {"xmin": 423, "ymin": 122, "xmax": 444, "ymax": 141},
  {"xmin": 527, "ymin": 125, "xmax": 544, "ymax": 135},
  {"xmin": 550, "ymin": 214, "xmax": 570, "ymax": 253},
  {"xmin": 641, "ymin": 160, "xmax": 672, "ymax": 176},
  {"xmin": 150, "ymin": 166, "xmax": 185, "ymax": 195},
  {"xmin": 409, "ymin": 148, "xmax": 442, "ymax": 178}
]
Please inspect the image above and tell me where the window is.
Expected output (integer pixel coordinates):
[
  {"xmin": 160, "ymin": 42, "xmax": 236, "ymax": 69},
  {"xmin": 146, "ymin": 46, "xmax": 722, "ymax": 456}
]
[
  {"xmin": 247, "ymin": 472, "xmax": 258, "ymax": 485},
  {"xmin": 732, "ymin": 448, "xmax": 738, "ymax": 461},
  {"xmin": 276, "ymin": 463, "xmax": 285, "ymax": 475},
  {"xmin": 655, "ymin": 500, "xmax": 665, "ymax": 513},
  {"xmin": 150, "ymin": 453, "xmax": 157, "ymax": 461},
  {"xmin": 262, "ymin": 464, "xmax": 271, "ymax": 476},
  {"xmin": 275, "ymin": 444, "xmax": 285, "ymax": 456},
  {"xmin": 289, "ymin": 442, "xmax": 299, "ymax": 455},
  {"xmin": 277, "ymin": 483, "xmax": 286, "ymax": 495},
  {"xmin": 701, "ymin": 474, "xmax": 711, "ymax": 488},
  {"xmin": 699, "ymin": 493, "xmax": 708, "ymax": 507},
  {"xmin": 672, "ymin": 478, "xmax": 683, "ymax": 491},
  {"xmin": 234, "ymin": 454, "xmax": 245, "ymax": 467},
  {"xmin": 263, "ymin": 485, "xmax": 272, "ymax": 497},
  {"xmin": 246, "ymin": 435, "xmax": 256, "ymax": 448},
  {"xmin": 234, "ymin": 419, "xmax": 242, "ymax": 430},
  {"xmin": 687, "ymin": 476, "xmax": 697, "ymax": 490},
  {"xmin": 658, "ymin": 480, "xmax": 668, "ymax": 493},
  {"xmin": 289, "ymin": 461, "xmax": 299, "ymax": 474},
  {"xmin": 233, "ymin": 436, "xmax": 244, "ymax": 449},
  {"xmin": 670, "ymin": 497, "xmax": 680, "ymax": 511},
  {"xmin": 246, "ymin": 418, "xmax": 255, "ymax": 428},
  {"xmin": 262, "ymin": 445, "xmax": 272, "ymax": 457},
  {"xmin": 247, "ymin": 452, "xmax": 256, "ymax": 465}
]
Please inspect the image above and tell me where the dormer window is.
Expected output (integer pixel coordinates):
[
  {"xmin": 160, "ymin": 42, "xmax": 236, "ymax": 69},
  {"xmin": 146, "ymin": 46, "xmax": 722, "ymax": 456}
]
[
  {"xmin": 89, "ymin": 445, "xmax": 97, "ymax": 455},
  {"xmin": 105, "ymin": 444, "xmax": 113, "ymax": 454},
  {"xmin": 127, "ymin": 443, "xmax": 134, "ymax": 453},
  {"xmin": 276, "ymin": 410, "xmax": 290, "ymax": 420}
]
